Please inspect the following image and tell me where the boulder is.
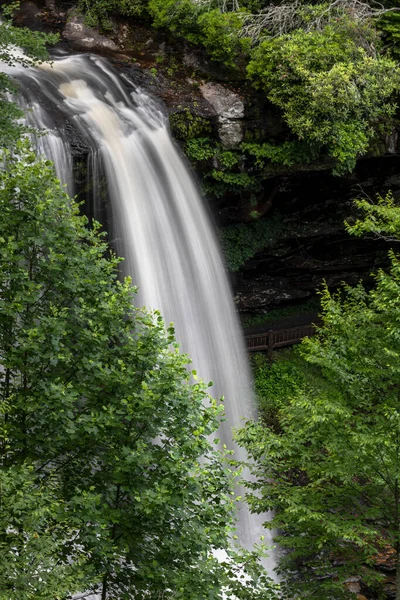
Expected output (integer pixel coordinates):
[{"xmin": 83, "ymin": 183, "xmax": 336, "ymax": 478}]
[
  {"xmin": 63, "ymin": 15, "xmax": 118, "ymax": 52},
  {"xmin": 200, "ymin": 82, "xmax": 244, "ymax": 148},
  {"xmin": 344, "ymin": 577, "xmax": 361, "ymax": 595}
]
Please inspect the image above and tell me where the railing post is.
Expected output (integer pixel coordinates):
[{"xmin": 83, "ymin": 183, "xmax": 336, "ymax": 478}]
[{"xmin": 267, "ymin": 329, "xmax": 274, "ymax": 360}]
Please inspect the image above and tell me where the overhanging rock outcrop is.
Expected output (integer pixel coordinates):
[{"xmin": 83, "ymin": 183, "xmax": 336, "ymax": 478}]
[{"xmin": 200, "ymin": 82, "xmax": 244, "ymax": 148}]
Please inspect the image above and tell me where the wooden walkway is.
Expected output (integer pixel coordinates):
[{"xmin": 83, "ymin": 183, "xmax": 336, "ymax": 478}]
[{"xmin": 245, "ymin": 323, "xmax": 317, "ymax": 356}]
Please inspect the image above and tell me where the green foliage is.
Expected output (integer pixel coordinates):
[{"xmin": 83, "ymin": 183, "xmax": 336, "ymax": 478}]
[
  {"xmin": 74, "ymin": 0, "xmax": 400, "ymax": 172},
  {"xmin": 169, "ymin": 109, "xmax": 211, "ymax": 140},
  {"xmin": 77, "ymin": 0, "xmax": 149, "ymax": 29},
  {"xmin": 196, "ymin": 9, "xmax": 251, "ymax": 68},
  {"xmin": 247, "ymin": 23, "xmax": 400, "ymax": 174},
  {"xmin": 219, "ymin": 217, "xmax": 281, "ymax": 271},
  {"xmin": 378, "ymin": 8, "xmax": 400, "ymax": 55},
  {"xmin": 0, "ymin": 9, "xmax": 58, "ymax": 63},
  {"xmin": 209, "ymin": 167, "xmax": 257, "ymax": 195},
  {"xmin": 184, "ymin": 136, "xmax": 261, "ymax": 198},
  {"xmin": 241, "ymin": 140, "xmax": 319, "ymax": 169},
  {"xmin": 217, "ymin": 148, "xmax": 241, "ymax": 168},
  {"xmin": 345, "ymin": 190, "xmax": 400, "ymax": 240},
  {"xmin": 149, "ymin": 0, "xmax": 204, "ymax": 43},
  {"xmin": 0, "ymin": 17, "xmax": 58, "ymax": 147},
  {"xmin": 0, "ymin": 465, "xmax": 92, "ymax": 599},
  {"xmin": 251, "ymin": 350, "xmax": 307, "ymax": 429},
  {"xmin": 0, "ymin": 143, "xmax": 279, "ymax": 599},
  {"xmin": 237, "ymin": 196, "xmax": 400, "ymax": 597},
  {"xmin": 185, "ymin": 136, "xmax": 216, "ymax": 161},
  {"xmin": 184, "ymin": 136, "xmax": 319, "ymax": 199},
  {"xmin": 149, "ymin": 0, "xmax": 250, "ymax": 68}
]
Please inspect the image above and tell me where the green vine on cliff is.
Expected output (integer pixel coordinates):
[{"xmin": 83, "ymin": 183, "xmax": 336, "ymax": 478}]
[
  {"xmin": 241, "ymin": 140, "xmax": 320, "ymax": 169},
  {"xmin": 184, "ymin": 136, "xmax": 318, "ymax": 199},
  {"xmin": 169, "ymin": 110, "xmax": 212, "ymax": 141},
  {"xmin": 184, "ymin": 136, "xmax": 260, "ymax": 198},
  {"xmin": 219, "ymin": 216, "xmax": 282, "ymax": 271}
]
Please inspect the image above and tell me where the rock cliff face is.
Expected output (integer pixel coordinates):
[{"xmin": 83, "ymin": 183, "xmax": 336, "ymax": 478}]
[
  {"xmin": 11, "ymin": 0, "xmax": 400, "ymax": 318},
  {"xmin": 199, "ymin": 82, "xmax": 245, "ymax": 148},
  {"xmin": 234, "ymin": 156, "xmax": 400, "ymax": 316}
]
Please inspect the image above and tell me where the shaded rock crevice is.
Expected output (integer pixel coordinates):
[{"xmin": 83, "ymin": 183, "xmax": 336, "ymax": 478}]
[{"xmin": 233, "ymin": 155, "xmax": 400, "ymax": 315}]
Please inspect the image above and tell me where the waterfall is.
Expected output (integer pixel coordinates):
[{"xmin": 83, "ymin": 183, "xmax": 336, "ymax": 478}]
[{"xmin": 2, "ymin": 53, "xmax": 277, "ymax": 579}]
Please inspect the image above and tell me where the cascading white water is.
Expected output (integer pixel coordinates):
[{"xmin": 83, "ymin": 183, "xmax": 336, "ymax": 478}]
[{"xmin": 2, "ymin": 53, "xmax": 278, "ymax": 578}]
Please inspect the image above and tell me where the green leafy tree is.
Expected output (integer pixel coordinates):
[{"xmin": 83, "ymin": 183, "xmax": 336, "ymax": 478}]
[
  {"xmin": 76, "ymin": 1, "xmax": 400, "ymax": 171},
  {"xmin": 149, "ymin": 0, "xmax": 203, "ymax": 41},
  {"xmin": 149, "ymin": 0, "xmax": 250, "ymax": 67},
  {"xmin": 0, "ymin": 7, "xmax": 58, "ymax": 146},
  {"xmin": 0, "ymin": 143, "xmax": 279, "ymax": 599},
  {"xmin": 196, "ymin": 8, "xmax": 251, "ymax": 67},
  {"xmin": 237, "ymin": 193, "xmax": 400, "ymax": 599},
  {"xmin": 247, "ymin": 19, "xmax": 400, "ymax": 174},
  {"xmin": 377, "ymin": 0, "xmax": 400, "ymax": 55},
  {"xmin": 345, "ymin": 189, "xmax": 400, "ymax": 241}
]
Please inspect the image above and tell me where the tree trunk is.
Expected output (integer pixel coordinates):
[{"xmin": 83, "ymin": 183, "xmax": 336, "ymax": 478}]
[
  {"xmin": 2, "ymin": 366, "xmax": 11, "ymax": 464},
  {"xmin": 101, "ymin": 574, "xmax": 108, "ymax": 600},
  {"xmin": 395, "ymin": 475, "xmax": 400, "ymax": 600}
]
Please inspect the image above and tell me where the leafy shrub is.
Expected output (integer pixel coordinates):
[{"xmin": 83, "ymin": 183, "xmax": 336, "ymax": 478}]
[
  {"xmin": 185, "ymin": 137, "xmax": 216, "ymax": 161},
  {"xmin": 184, "ymin": 137, "xmax": 318, "ymax": 198},
  {"xmin": 184, "ymin": 137, "xmax": 260, "ymax": 198},
  {"xmin": 197, "ymin": 9, "xmax": 251, "ymax": 68},
  {"xmin": 247, "ymin": 22, "xmax": 400, "ymax": 174},
  {"xmin": 169, "ymin": 110, "xmax": 211, "ymax": 140},
  {"xmin": 241, "ymin": 140, "xmax": 319, "ymax": 168},
  {"xmin": 149, "ymin": 0, "xmax": 250, "ymax": 67},
  {"xmin": 209, "ymin": 168, "xmax": 257, "ymax": 195},
  {"xmin": 76, "ymin": 1, "xmax": 400, "ymax": 174},
  {"xmin": 149, "ymin": 0, "xmax": 204, "ymax": 43},
  {"xmin": 0, "ymin": 17, "xmax": 58, "ymax": 147},
  {"xmin": 78, "ymin": 0, "xmax": 149, "ymax": 28},
  {"xmin": 377, "ymin": 7, "xmax": 400, "ymax": 56},
  {"xmin": 251, "ymin": 350, "xmax": 306, "ymax": 426}
]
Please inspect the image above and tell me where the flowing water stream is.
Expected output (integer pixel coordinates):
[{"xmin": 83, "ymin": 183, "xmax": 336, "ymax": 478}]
[{"xmin": 2, "ymin": 52, "xmax": 278, "ymax": 586}]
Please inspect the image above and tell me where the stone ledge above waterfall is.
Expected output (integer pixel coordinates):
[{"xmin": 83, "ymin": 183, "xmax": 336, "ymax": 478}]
[{"xmin": 63, "ymin": 15, "xmax": 118, "ymax": 52}]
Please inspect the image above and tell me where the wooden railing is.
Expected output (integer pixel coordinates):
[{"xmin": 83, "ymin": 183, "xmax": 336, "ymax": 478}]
[{"xmin": 246, "ymin": 324, "xmax": 317, "ymax": 356}]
